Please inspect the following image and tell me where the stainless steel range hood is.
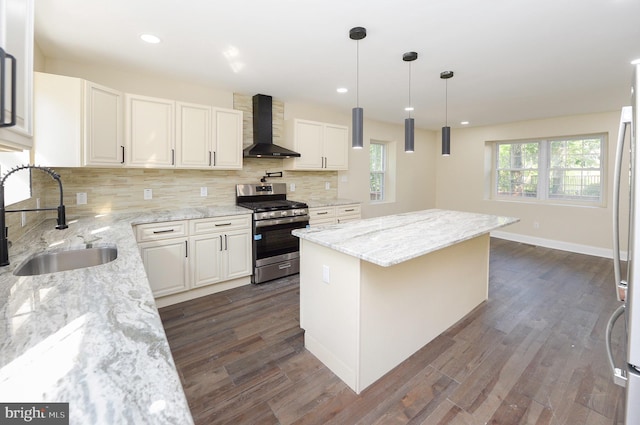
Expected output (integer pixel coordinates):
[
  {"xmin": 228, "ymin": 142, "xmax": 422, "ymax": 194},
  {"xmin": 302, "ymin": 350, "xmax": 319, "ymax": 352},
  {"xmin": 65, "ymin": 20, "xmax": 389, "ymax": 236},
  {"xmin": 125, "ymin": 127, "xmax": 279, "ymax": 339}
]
[{"xmin": 243, "ymin": 94, "xmax": 301, "ymax": 158}]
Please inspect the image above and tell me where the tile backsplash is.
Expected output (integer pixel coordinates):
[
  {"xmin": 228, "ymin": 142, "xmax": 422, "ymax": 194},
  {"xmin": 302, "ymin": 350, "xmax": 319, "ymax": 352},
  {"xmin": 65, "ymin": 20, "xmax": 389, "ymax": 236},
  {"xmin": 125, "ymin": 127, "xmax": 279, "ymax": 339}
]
[{"xmin": 42, "ymin": 160, "xmax": 338, "ymax": 216}]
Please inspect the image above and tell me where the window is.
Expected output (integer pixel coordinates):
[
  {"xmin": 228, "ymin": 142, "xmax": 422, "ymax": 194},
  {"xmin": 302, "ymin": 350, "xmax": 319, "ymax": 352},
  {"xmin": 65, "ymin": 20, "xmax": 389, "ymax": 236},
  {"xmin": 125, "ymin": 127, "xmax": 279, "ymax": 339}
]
[
  {"xmin": 370, "ymin": 142, "xmax": 386, "ymax": 201},
  {"xmin": 494, "ymin": 134, "xmax": 604, "ymax": 204},
  {"xmin": 0, "ymin": 150, "xmax": 31, "ymax": 206}
]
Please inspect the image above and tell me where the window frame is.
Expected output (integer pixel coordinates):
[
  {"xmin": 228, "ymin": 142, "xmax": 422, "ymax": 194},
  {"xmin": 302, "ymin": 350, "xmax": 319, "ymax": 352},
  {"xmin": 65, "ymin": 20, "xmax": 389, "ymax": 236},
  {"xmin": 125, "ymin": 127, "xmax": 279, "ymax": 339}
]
[
  {"xmin": 492, "ymin": 133, "xmax": 605, "ymax": 206},
  {"xmin": 369, "ymin": 141, "xmax": 387, "ymax": 202}
]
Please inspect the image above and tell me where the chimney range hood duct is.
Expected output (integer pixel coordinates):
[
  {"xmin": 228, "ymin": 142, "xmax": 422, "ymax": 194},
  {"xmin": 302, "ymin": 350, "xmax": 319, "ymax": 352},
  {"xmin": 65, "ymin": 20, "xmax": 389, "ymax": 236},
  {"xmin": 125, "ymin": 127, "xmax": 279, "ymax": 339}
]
[{"xmin": 243, "ymin": 94, "xmax": 301, "ymax": 158}]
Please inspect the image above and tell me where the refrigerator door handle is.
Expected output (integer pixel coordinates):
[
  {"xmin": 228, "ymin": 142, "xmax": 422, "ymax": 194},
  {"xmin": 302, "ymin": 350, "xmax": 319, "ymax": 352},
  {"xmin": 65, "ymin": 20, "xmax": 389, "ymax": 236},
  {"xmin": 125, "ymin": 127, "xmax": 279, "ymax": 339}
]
[
  {"xmin": 613, "ymin": 106, "xmax": 633, "ymax": 302},
  {"xmin": 606, "ymin": 304, "xmax": 628, "ymax": 387}
]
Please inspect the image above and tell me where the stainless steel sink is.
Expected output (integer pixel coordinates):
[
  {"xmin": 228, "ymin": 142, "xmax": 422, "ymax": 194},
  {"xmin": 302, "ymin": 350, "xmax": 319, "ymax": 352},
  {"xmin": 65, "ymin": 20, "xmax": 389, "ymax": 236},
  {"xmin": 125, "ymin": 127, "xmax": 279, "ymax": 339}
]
[{"xmin": 13, "ymin": 243, "xmax": 118, "ymax": 276}]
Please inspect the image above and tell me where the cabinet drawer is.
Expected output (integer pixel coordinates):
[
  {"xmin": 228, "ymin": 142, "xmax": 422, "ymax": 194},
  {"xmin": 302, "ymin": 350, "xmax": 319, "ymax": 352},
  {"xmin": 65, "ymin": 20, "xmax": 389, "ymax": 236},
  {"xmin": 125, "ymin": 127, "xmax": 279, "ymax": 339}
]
[
  {"xmin": 336, "ymin": 204, "xmax": 361, "ymax": 217},
  {"xmin": 309, "ymin": 207, "xmax": 335, "ymax": 219},
  {"xmin": 135, "ymin": 220, "xmax": 188, "ymax": 242},
  {"xmin": 190, "ymin": 215, "xmax": 251, "ymax": 235}
]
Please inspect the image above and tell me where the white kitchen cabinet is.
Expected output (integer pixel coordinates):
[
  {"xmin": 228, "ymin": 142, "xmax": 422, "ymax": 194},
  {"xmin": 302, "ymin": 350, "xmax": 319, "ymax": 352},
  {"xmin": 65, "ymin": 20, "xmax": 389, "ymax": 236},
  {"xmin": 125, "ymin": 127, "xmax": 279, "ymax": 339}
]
[
  {"xmin": 336, "ymin": 204, "xmax": 361, "ymax": 223},
  {"xmin": 309, "ymin": 204, "xmax": 361, "ymax": 226},
  {"xmin": 136, "ymin": 220, "xmax": 189, "ymax": 298},
  {"xmin": 175, "ymin": 102, "xmax": 243, "ymax": 170},
  {"xmin": 34, "ymin": 73, "xmax": 124, "ymax": 167},
  {"xmin": 189, "ymin": 215, "xmax": 251, "ymax": 288},
  {"xmin": 0, "ymin": 0, "xmax": 34, "ymax": 150},
  {"xmin": 212, "ymin": 107, "xmax": 242, "ymax": 169},
  {"xmin": 284, "ymin": 119, "xmax": 348, "ymax": 171},
  {"xmin": 125, "ymin": 94, "xmax": 175, "ymax": 167}
]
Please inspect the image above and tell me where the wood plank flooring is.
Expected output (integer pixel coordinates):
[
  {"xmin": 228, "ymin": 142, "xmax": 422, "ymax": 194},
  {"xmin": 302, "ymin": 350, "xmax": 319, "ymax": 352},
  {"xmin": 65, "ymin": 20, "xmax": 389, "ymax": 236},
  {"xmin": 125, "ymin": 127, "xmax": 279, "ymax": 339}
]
[{"xmin": 159, "ymin": 238, "xmax": 626, "ymax": 424}]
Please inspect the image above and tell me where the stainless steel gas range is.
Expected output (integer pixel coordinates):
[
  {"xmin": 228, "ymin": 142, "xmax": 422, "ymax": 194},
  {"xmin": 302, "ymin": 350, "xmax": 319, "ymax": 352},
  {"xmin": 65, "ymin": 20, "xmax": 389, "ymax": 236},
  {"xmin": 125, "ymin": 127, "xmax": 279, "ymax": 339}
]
[{"xmin": 236, "ymin": 183, "xmax": 309, "ymax": 283}]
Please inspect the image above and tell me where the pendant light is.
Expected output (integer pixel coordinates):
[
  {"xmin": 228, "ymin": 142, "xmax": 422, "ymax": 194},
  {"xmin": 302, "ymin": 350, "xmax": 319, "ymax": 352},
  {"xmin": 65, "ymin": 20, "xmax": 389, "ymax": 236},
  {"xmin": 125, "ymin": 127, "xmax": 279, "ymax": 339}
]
[
  {"xmin": 440, "ymin": 70, "xmax": 454, "ymax": 156},
  {"xmin": 350, "ymin": 27, "xmax": 366, "ymax": 149},
  {"xmin": 403, "ymin": 52, "xmax": 418, "ymax": 152}
]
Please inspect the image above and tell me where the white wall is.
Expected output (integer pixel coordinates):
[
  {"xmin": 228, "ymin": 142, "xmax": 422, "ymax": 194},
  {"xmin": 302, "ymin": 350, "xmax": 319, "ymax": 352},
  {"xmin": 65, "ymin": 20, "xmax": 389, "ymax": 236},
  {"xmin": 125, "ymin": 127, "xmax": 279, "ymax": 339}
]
[{"xmin": 435, "ymin": 110, "xmax": 626, "ymax": 256}]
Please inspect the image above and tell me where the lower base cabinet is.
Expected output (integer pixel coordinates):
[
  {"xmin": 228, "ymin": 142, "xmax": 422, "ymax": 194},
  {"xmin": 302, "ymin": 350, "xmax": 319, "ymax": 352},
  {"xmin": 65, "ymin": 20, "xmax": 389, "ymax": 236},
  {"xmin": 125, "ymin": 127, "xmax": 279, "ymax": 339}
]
[
  {"xmin": 309, "ymin": 204, "xmax": 361, "ymax": 226},
  {"xmin": 135, "ymin": 215, "xmax": 251, "ymax": 302}
]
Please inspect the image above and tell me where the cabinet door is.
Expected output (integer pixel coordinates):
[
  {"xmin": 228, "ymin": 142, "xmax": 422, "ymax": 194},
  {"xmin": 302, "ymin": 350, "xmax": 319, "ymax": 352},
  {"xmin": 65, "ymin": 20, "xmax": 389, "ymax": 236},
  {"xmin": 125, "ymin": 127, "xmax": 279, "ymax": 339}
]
[
  {"xmin": 323, "ymin": 124, "xmax": 348, "ymax": 170},
  {"xmin": 176, "ymin": 102, "xmax": 211, "ymax": 168},
  {"xmin": 126, "ymin": 94, "xmax": 175, "ymax": 167},
  {"xmin": 223, "ymin": 228, "xmax": 252, "ymax": 280},
  {"xmin": 190, "ymin": 233, "xmax": 224, "ymax": 288},
  {"xmin": 84, "ymin": 81, "xmax": 123, "ymax": 166},
  {"xmin": 293, "ymin": 120, "xmax": 324, "ymax": 169},
  {"xmin": 139, "ymin": 238, "xmax": 189, "ymax": 298},
  {"xmin": 212, "ymin": 108, "xmax": 242, "ymax": 169},
  {"xmin": 0, "ymin": 0, "xmax": 33, "ymax": 149},
  {"xmin": 33, "ymin": 72, "xmax": 83, "ymax": 166}
]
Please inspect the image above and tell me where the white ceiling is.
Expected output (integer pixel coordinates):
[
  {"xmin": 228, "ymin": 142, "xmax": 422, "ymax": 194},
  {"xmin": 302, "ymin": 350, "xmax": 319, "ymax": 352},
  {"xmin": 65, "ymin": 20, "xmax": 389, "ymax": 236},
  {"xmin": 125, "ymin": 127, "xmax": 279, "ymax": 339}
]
[{"xmin": 34, "ymin": 0, "xmax": 640, "ymax": 130}]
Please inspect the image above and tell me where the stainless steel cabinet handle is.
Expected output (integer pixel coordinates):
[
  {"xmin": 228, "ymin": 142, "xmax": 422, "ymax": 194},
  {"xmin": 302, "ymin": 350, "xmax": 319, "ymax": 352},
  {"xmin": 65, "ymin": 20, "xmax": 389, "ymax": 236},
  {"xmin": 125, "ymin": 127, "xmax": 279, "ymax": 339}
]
[
  {"xmin": 215, "ymin": 223, "xmax": 232, "ymax": 227},
  {"xmin": 224, "ymin": 234, "xmax": 228, "ymax": 250},
  {"xmin": 171, "ymin": 148, "xmax": 175, "ymax": 165},
  {"xmin": 219, "ymin": 235, "xmax": 223, "ymax": 251},
  {"xmin": 344, "ymin": 208, "xmax": 355, "ymax": 212},
  {"xmin": 278, "ymin": 263, "xmax": 291, "ymax": 270},
  {"xmin": 213, "ymin": 151, "xmax": 216, "ymax": 166},
  {"xmin": 121, "ymin": 146, "xmax": 125, "ymax": 164},
  {"xmin": 316, "ymin": 212, "xmax": 329, "ymax": 215},
  {"xmin": 209, "ymin": 151, "xmax": 212, "ymax": 166},
  {"xmin": 185, "ymin": 241, "xmax": 188, "ymax": 257},
  {"xmin": 152, "ymin": 229, "xmax": 175, "ymax": 234}
]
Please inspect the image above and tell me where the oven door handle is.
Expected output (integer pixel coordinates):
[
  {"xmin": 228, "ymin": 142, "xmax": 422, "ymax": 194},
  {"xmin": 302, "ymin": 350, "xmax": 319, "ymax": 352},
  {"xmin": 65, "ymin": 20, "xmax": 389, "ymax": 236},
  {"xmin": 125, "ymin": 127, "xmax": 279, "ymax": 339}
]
[{"xmin": 255, "ymin": 215, "xmax": 310, "ymax": 228}]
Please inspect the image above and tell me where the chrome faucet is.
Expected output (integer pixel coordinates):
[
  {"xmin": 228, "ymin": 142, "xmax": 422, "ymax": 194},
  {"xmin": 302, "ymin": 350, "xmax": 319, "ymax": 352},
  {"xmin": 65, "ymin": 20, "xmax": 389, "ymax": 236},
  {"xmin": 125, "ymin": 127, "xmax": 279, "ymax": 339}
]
[{"xmin": 0, "ymin": 165, "xmax": 68, "ymax": 266}]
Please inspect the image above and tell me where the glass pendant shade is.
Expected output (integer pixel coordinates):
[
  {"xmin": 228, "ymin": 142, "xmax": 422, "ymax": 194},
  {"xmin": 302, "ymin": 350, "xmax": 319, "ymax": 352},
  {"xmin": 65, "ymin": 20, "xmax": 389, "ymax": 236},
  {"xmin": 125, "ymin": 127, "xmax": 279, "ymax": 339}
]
[
  {"xmin": 352, "ymin": 107, "xmax": 364, "ymax": 149},
  {"xmin": 442, "ymin": 126, "xmax": 451, "ymax": 156},
  {"xmin": 405, "ymin": 118, "xmax": 414, "ymax": 152}
]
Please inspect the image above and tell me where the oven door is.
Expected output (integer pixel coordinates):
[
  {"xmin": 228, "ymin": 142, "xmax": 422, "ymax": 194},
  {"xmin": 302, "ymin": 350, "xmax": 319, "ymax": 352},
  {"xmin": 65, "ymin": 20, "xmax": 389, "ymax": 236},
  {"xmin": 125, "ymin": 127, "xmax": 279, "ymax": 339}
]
[{"xmin": 254, "ymin": 215, "xmax": 309, "ymax": 262}]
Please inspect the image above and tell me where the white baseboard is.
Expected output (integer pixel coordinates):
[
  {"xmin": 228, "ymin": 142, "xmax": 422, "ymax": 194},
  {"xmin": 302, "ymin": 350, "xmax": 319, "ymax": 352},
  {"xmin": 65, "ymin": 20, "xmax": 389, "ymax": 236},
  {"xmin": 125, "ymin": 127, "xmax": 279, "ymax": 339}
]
[{"xmin": 490, "ymin": 230, "xmax": 623, "ymax": 260}]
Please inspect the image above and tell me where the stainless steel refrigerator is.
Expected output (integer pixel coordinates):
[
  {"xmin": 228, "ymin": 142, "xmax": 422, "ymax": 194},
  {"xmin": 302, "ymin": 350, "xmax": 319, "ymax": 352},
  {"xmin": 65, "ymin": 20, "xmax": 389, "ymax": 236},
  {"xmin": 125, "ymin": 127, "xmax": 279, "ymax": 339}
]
[{"xmin": 609, "ymin": 63, "xmax": 640, "ymax": 424}]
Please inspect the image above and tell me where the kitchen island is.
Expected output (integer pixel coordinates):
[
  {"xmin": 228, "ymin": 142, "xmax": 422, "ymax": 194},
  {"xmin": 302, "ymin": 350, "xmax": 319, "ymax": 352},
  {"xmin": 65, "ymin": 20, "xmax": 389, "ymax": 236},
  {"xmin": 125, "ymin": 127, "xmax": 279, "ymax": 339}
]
[{"xmin": 292, "ymin": 209, "xmax": 518, "ymax": 394}]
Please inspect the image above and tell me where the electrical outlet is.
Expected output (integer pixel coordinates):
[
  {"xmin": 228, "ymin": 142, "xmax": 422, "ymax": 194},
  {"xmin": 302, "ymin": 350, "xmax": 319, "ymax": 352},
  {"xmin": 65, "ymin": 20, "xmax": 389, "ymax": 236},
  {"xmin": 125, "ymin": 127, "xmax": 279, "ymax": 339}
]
[
  {"xmin": 322, "ymin": 265, "xmax": 330, "ymax": 284},
  {"xmin": 200, "ymin": 187, "xmax": 208, "ymax": 197},
  {"xmin": 144, "ymin": 189, "xmax": 153, "ymax": 200},
  {"xmin": 289, "ymin": 183, "xmax": 296, "ymax": 192},
  {"xmin": 36, "ymin": 198, "xmax": 40, "ymax": 210},
  {"xmin": 325, "ymin": 182, "xmax": 330, "ymax": 190},
  {"xmin": 76, "ymin": 192, "xmax": 87, "ymax": 205},
  {"xmin": 21, "ymin": 212, "xmax": 26, "ymax": 227},
  {"xmin": 533, "ymin": 221, "xmax": 540, "ymax": 229}
]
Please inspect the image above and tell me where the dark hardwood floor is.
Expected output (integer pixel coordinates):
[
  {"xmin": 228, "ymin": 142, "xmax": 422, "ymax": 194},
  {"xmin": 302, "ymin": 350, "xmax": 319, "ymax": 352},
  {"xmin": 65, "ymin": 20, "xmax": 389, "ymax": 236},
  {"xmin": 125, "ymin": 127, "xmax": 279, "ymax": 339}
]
[{"xmin": 159, "ymin": 238, "xmax": 626, "ymax": 425}]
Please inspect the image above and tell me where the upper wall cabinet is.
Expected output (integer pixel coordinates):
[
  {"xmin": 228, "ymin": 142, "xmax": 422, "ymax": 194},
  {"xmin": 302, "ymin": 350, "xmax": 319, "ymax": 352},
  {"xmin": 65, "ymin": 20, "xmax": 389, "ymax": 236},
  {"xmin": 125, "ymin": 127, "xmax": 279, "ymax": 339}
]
[
  {"xmin": 126, "ymin": 94, "xmax": 175, "ymax": 168},
  {"xmin": 176, "ymin": 102, "xmax": 242, "ymax": 170},
  {"xmin": 0, "ymin": 0, "xmax": 34, "ymax": 150},
  {"xmin": 283, "ymin": 119, "xmax": 348, "ymax": 171},
  {"xmin": 34, "ymin": 72, "xmax": 124, "ymax": 167}
]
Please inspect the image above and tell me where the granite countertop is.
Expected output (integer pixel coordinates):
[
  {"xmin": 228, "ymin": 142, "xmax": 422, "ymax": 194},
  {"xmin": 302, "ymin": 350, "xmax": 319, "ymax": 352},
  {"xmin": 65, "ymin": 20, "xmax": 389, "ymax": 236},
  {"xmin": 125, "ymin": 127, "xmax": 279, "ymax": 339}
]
[
  {"xmin": 293, "ymin": 209, "xmax": 519, "ymax": 267},
  {"xmin": 303, "ymin": 198, "xmax": 360, "ymax": 208},
  {"xmin": 0, "ymin": 206, "xmax": 251, "ymax": 424}
]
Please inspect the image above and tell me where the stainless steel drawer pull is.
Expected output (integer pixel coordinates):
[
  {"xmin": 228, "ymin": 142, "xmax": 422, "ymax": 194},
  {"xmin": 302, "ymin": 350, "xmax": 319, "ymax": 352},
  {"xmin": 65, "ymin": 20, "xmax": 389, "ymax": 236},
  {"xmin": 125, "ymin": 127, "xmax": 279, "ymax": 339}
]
[
  {"xmin": 344, "ymin": 208, "xmax": 355, "ymax": 212},
  {"xmin": 152, "ymin": 229, "xmax": 175, "ymax": 234},
  {"xmin": 316, "ymin": 212, "xmax": 329, "ymax": 215},
  {"xmin": 215, "ymin": 223, "xmax": 232, "ymax": 227},
  {"xmin": 278, "ymin": 263, "xmax": 292, "ymax": 269}
]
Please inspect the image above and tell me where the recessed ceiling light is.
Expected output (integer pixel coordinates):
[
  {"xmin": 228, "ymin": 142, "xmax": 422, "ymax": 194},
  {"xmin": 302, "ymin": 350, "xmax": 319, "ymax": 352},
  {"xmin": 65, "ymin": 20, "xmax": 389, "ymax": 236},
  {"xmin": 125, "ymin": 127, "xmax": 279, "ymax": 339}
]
[
  {"xmin": 336, "ymin": 87, "xmax": 348, "ymax": 94},
  {"xmin": 460, "ymin": 121, "xmax": 470, "ymax": 125},
  {"xmin": 140, "ymin": 34, "xmax": 161, "ymax": 44},
  {"xmin": 632, "ymin": 58, "xmax": 640, "ymax": 65}
]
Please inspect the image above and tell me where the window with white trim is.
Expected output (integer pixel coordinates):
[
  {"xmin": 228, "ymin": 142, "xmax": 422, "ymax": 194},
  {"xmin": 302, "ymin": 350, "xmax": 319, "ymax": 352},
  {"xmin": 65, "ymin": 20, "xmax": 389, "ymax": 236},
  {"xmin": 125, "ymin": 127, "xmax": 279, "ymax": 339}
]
[
  {"xmin": 0, "ymin": 150, "xmax": 31, "ymax": 206},
  {"xmin": 494, "ymin": 134, "xmax": 604, "ymax": 204},
  {"xmin": 369, "ymin": 142, "xmax": 386, "ymax": 201}
]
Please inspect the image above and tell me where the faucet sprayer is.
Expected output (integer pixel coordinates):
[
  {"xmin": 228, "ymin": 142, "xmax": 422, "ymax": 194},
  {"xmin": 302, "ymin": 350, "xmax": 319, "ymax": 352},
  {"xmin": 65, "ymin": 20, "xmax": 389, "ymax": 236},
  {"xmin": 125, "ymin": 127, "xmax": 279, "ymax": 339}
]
[{"xmin": 0, "ymin": 165, "xmax": 68, "ymax": 266}]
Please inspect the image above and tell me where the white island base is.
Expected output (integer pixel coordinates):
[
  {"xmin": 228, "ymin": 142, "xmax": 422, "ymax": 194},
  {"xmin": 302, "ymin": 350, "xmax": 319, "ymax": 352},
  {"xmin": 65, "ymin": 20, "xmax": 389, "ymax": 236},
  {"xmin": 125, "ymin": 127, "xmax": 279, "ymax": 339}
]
[{"xmin": 299, "ymin": 233, "xmax": 490, "ymax": 394}]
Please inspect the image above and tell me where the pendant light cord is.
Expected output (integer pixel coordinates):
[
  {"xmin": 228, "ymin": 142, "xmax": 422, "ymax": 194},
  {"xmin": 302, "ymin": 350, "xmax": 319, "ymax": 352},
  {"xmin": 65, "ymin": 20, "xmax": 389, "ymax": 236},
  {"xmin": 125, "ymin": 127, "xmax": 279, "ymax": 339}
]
[
  {"xmin": 408, "ymin": 62, "xmax": 412, "ymax": 119},
  {"xmin": 445, "ymin": 79, "xmax": 448, "ymax": 127},
  {"xmin": 356, "ymin": 40, "xmax": 360, "ymax": 108}
]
